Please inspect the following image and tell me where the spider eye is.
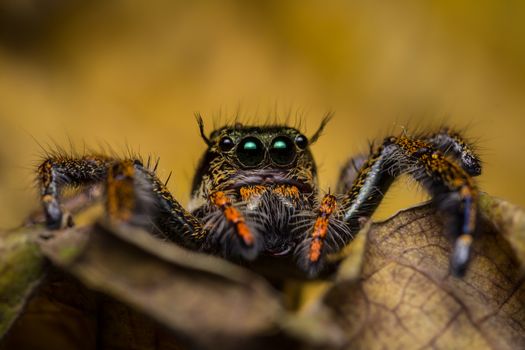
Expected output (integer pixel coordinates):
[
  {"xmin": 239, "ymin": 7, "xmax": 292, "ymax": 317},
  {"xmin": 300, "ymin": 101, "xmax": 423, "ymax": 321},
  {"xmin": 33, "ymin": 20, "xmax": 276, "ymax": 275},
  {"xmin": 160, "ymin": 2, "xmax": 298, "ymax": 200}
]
[
  {"xmin": 237, "ymin": 137, "xmax": 265, "ymax": 167},
  {"xmin": 295, "ymin": 134, "xmax": 308, "ymax": 149},
  {"xmin": 219, "ymin": 136, "xmax": 235, "ymax": 151},
  {"xmin": 270, "ymin": 136, "xmax": 296, "ymax": 166}
]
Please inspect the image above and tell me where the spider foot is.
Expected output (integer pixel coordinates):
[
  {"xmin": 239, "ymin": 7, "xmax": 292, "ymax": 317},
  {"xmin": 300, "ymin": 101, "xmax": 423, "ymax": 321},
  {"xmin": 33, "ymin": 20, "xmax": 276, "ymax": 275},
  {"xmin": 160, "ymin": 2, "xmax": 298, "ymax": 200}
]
[
  {"xmin": 450, "ymin": 233, "xmax": 473, "ymax": 277},
  {"xmin": 42, "ymin": 195, "xmax": 74, "ymax": 229}
]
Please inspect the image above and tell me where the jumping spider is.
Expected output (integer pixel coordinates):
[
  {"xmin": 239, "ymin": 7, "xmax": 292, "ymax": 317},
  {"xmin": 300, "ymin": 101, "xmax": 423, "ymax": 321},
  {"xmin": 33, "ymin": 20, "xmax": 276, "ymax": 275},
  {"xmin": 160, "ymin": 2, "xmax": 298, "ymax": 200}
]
[{"xmin": 37, "ymin": 116, "xmax": 482, "ymax": 277}]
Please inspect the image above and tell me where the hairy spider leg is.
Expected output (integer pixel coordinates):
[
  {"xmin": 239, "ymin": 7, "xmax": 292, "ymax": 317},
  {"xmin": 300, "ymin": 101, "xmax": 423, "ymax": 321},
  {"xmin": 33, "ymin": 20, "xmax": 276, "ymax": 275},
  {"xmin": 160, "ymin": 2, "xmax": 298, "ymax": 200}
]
[
  {"xmin": 336, "ymin": 154, "xmax": 369, "ymax": 194},
  {"xmin": 425, "ymin": 129, "xmax": 482, "ymax": 176},
  {"xmin": 302, "ymin": 134, "xmax": 480, "ymax": 277},
  {"xmin": 336, "ymin": 129, "xmax": 481, "ymax": 195},
  {"xmin": 106, "ymin": 160, "xmax": 206, "ymax": 247},
  {"xmin": 296, "ymin": 146, "xmax": 395, "ymax": 275},
  {"xmin": 38, "ymin": 156, "xmax": 207, "ymax": 248},
  {"xmin": 106, "ymin": 160, "xmax": 136, "ymax": 221},
  {"xmin": 38, "ymin": 155, "xmax": 113, "ymax": 228}
]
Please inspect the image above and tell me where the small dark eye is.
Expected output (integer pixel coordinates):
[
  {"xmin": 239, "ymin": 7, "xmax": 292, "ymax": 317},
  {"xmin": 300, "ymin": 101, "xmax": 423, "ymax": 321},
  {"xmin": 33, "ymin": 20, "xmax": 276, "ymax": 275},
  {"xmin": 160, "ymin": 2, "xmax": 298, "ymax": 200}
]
[
  {"xmin": 237, "ymin": 137, "xmax": 265, "ymax": 167},
  {"xmin": 295, "ymin": 134, "xmax": 308, "ymax": 149},
  {"xmin": 219, "ymin": 137, "xmax": 235, "ymax": 151},
  {"xmin": 270, "ymin": 136, "xmax": 296, "ymax": 166}
]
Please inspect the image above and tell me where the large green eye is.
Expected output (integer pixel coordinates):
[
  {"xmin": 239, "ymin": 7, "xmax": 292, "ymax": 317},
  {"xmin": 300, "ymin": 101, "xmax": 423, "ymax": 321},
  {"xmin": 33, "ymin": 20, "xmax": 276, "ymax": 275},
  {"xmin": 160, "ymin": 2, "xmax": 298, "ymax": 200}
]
[
  {"xmin": 270, "ymin": 136, "xmax": 296, "ymax": 166},
  {"xmin": 237, "ymin": 137, "xmax": 265, "ymax": 167}
]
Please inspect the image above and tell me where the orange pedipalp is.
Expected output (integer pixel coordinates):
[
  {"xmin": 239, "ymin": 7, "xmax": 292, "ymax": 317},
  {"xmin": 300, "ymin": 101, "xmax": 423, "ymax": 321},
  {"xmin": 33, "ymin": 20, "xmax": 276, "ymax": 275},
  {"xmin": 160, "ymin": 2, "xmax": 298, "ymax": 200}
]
[
  {"xmin": 308, "ymin": 194, "xmax": 337, "ymax": 262},
  {"xmin": 210, "ymin": 191, "xmax": 254, "ymax": 246}
]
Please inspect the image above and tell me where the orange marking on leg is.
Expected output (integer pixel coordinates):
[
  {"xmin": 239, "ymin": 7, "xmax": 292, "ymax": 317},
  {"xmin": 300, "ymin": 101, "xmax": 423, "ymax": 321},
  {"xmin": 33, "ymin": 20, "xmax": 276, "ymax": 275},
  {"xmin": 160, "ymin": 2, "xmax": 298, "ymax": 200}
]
[
  {"xmin": 309, "ymin": 239, "xmax": 322, "ymax": 262},
  {"xmin": 459, "ymin": 185, "xmax": 477, "ymax": 234},
  {"xmin": 107, "ymin": 161, "xmax": 136, "ymax": 221},
  {"xmin": 210, "ymin": 191, "xmax": 255, "ymax": 246},
  {"xmin": 224, "ymin": 206, "xmax": 241, "ymax": 223},
  {"xmin": 458, "ymin": 233, "xmax": 473, "ymax": 246},
  {"xmin": 210, "ymin": 191, "xmax": 228, "ymax": 207},
  {"xmin": 42, "ymin": 194, "xmax": 53, "ymax": 203},
  {"xmin": 460, "ymin": 185, "xmax": 471, "ymax": 198},
  {"xmin": 309, "ymin": 217, "xmax": 329, "ymax": 262},
  {"xmin": 319, "ymin": 195, "xmax": 337, "ymax": 215},
  {"xmin": 39, "ymin": 160, "xmax": 54, "ymax": 187},
  {"xmin": 237, "ymin": 221, "xmax": 254, "ymax": 245},
  {"xmin": 313, "ymin": 217, "xmax": 329, "ymax": 237},
  {"xmin": 308, "ymin": 195, "xmax": 337, "ymax": 262},
  {"xmin": 453, "ymin": 178, "xmax": 466, "ymax": 187}
]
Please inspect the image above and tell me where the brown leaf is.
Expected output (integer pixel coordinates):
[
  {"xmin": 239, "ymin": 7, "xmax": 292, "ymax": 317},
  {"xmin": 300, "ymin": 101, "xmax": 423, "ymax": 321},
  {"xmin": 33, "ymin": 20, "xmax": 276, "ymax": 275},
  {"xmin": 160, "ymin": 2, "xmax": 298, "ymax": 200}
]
[
  {"xmin": 0, "ymin": 227, "xmax": 46, "ymax": 338},
  {"xmin": 480, "ymin": 194, "xmax": 525, "ymax": 268},
  {"xmin": 301, "ymin": 196, "xmax": 525, "ymax": 349},
  {"xmin": 37, "ymin": 221, "xmax": 283, "ymax": 349},
  {"xmin": 2, "ymin": 194, "xmax": 525, "ymax": 349}
]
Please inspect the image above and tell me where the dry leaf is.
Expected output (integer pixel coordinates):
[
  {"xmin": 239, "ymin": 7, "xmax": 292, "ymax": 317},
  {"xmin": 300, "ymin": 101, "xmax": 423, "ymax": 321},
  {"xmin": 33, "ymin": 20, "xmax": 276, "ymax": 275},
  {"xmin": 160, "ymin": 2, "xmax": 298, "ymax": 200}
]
[
  {"xmin": 38, "ymin": 221, "xmax": 283, "ymax": 349},
  {"xmin": 299, "ymin": 195, "xmax": 525, "ymax": 349},
  {"xmin": 1, "ymin": 194, "xmax": 525, "ymax": 349},
  {"xmin": 0, "ymin": 228, "xmax": 45, "ymax": 337}
]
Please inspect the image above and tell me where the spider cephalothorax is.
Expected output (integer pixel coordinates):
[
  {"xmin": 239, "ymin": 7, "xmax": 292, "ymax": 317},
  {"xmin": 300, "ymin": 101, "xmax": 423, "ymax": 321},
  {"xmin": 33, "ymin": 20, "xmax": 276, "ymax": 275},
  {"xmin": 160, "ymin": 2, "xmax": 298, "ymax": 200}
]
[
  {"xmin": 191, "ymin": 122, "xmax": 320, "ymax": 199},
  {"xmin": 37, "ymin": 115, "xmax": 482, "ymax": 277},
  {"xmin": 187, "ymin": 119, "xmax": 328, "ymax": 265}
]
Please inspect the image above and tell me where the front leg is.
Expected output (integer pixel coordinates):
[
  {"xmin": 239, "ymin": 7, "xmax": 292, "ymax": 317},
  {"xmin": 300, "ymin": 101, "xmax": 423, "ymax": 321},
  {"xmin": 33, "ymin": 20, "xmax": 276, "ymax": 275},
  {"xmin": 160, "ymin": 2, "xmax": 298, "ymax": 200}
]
[
  {"xmin": 335, "ymin": 129, "xmax": 482, "ymax": 195},
  {"xmin": 298, "ymin": 134, "xmax": 480, "ymax": 277},
  {"xmin": 38, "ymin": 155, "xmax": 113, "ymax": 228},
  {"xmin": 106, "ymin": 160, "xmax": 206, "ymax": 248},
  {"xmin": 37, "ymin": 155, "xmax": 207, "ymax": 249},
  {"xmin": 425, "ymin": 128, "xmax": 482, "ymax": 176}
]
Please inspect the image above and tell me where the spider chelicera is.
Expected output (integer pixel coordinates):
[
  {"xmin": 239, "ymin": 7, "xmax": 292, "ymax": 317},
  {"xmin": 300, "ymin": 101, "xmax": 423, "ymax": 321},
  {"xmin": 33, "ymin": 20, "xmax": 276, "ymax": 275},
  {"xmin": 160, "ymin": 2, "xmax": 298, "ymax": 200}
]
[{"xmin": 37, "ymin": 115, "xmax": 481, "ymax": 277}]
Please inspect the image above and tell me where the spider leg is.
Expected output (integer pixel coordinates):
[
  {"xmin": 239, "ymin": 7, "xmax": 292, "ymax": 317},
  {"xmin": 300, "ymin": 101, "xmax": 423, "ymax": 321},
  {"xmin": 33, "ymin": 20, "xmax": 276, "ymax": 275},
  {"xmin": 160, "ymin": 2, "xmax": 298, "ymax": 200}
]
[
  {"xmin": 38, "ymin": 156, "xmax": 206, "ymax": 248},
  {"xmin": 300, "ymin": 134, "xmax": 479, "ymax": 277},
  {"xmin": 106, "ymin": 160, "xmax": 206, "ymax": 248},
  {"xmin": 38, "ymin": 155, "xmax": 113, "ymax": 228},
  {"xmin": 336, "ymin": 154, "xmax": 368, "ymax": 194},
  {"xmin": 425, "ymin": 128, "xmax": 482, "ymax": 176},
  {"xmin": 335, "ymin": 129, "xmax": 481, "ymax": 195}
]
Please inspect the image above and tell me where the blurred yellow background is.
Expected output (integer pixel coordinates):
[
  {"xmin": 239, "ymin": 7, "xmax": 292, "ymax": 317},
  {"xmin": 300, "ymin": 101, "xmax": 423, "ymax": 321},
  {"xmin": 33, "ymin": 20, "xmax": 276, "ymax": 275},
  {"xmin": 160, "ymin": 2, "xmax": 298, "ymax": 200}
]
[{"xmin": 0, "ymin": 0, "xmax": 524, "ymax": 228}]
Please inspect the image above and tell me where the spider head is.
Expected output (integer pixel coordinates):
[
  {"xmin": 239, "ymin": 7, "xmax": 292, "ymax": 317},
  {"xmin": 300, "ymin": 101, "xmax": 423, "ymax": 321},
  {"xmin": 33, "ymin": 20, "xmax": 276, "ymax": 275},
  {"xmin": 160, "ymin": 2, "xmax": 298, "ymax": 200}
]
[
  {"xmin": 212, "ymin": 125, "xmax": 311, "ymax": 169},
  {"xmin": 191, "ymin": 115, "xmax": 331, "ymax": 196}
]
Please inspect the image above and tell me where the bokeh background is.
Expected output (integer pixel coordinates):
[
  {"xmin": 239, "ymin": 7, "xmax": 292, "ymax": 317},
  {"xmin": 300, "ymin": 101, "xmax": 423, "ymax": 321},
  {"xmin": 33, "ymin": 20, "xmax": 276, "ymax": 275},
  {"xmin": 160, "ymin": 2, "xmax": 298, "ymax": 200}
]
[{"xmin": 0, "ymin": 0, "xmax": 524, "ymax": 228}]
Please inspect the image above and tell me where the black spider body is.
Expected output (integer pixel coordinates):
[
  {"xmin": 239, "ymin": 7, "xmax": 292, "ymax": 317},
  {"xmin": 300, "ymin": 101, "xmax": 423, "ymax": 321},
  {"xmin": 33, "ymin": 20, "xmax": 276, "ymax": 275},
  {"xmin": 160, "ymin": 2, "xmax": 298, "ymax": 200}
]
[
  {"xmin": 36, "ymin": 116, "xmax": 482, "ymax": 277},
  {"xmin": 188, "ymin": 124, "xmax": 321, "ymax": 262}
]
